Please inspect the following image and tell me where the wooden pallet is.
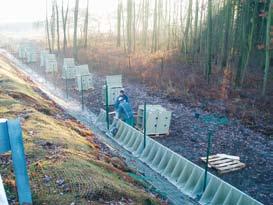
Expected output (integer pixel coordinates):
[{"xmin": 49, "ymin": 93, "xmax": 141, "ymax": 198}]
[
  {"xmin": 135, "ymin": 127, "xmax": 169, "ymax": 138},
  {"xmin": 148, "ymin": 132, "xmax": 170, "ymax": 138},
  {"xmin": 200, "ymin": 154, "xmax": 246, "ymax": 174}
]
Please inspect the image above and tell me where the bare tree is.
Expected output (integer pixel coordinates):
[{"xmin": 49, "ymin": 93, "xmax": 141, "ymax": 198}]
[
  {"xmin": 61, "ymin": 0, "xmax": 69, "ymax": 54},
  {"xmin": 55, "ymin": 1, "xmax": 61, "ymax": 53},
  {"xmin": 142, "ymin": 0, "xmax": 149, "ymax": 48},
  {"xmin": 127, "ymin": 0, "xmax": 133, "ymax": 53},
  {"xmin": 152, "ymin": 0, "xmax": 158, "ymax": 52},
  {"xmin": 46, "ymin": 0, "xmax": 52, "ymax": 52},
  {"xmin": 51, "ymin": 3, "xmax": 56, "ymax": 51},
  {"xmin": 117, "ymin": 0, "xmax": 122, "ymax": 47},
  {"xmin": 73, "ymin": 0, "xmax": 80, "ymax": 61},
  {"xmin": 83, "ymin": 0, "xmax": 89, "ymax": 49}
]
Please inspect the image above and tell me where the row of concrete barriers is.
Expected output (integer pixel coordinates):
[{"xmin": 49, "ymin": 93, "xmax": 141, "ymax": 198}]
[{"xmin": 95, "ymin": 110, "xmax": 263, "ymax": 205}]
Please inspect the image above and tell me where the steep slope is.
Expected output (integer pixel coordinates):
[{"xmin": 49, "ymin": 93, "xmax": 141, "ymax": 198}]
[{"xmin": 0, "ymin": 56, "xmax": 160, "ymax": 204}]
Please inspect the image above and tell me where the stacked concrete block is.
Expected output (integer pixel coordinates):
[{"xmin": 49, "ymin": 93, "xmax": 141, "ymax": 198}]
[
  {"xmin": 62, "ymin": 58, "xmax": 76, "ymax": 79},
  {"xmin": 25, "ymin": 47, "xmax": 37, "ymax": 63},
  {"xmin": 75, "ymin": 64, "xmax": 93, "ymax": 91},
  {"xmin": 18, "ymin": 43, "xmax": 29, "ymax": 59},
  {"xmin": 102, "ymin": 75, "xmax": 123, "ymax": 105},
  {"xmin": 76, "ymin": 64, "xmax": 90, "ymax": 76},
  {"xmin": 45, "ymin": 54, "xmax": 58, "ymax": 73},
  {"xmin": 76, "ymin": 74, "xmax": 93, "ymax": 91},
  {"xmin": 40, "ymin": 50, "xmax": 49, "ymax": 67},
  {"xmin": 136, "ymin": 105, "xmax": 172, "ymax": 136}
]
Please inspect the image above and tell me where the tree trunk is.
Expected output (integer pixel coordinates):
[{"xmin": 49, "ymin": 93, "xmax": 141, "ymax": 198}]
[
  {"xmin": 183, "ymin": 0, "xmax": 192, "ymax": 54},
  {"xmin": 241, "ymin": 1, "xmax": 259, "ymax": 85},
  {"xmin": 73, "ymin": 0, "xmax": 80, "ymax": 61},
  {"xmin": 55, "ymin": 2, "xmax": 60, "ymax": 53},
  {"xmin": 127, "ymin": 0, "xmax": 133, "ymax": 53},
  {"xmin": 206, "ymin": 0, "xmax": 212, "ymax": 82},
  {"xmin": 262, "ymin": 0, "xmax": 273, "ymax": 96},
  {"xmin": 51, "ymin": 4, "xmax": 56, "ymax": 51},
  {"xmin": 83, "ymin": 0, "xmax": 89, "ymax": 49},
  {"xmin": 152, "ymin": 0, "xmax": 158, "ymax": 52},
  {"xmin": 142, "ymin": 0, "xmax": 149, "ymax": 48},
  {"xmin": 46, "ymin": 0, "xmax": 52, "ymax": 52},
  {"xmin": 133, "ymin": 1, "xmax": 136, "ymax": 52},
  {"xmin": 121, "ymin": 3, "xmax": 127, "ymax": 52},
  {"xmin": 117, "ymin": 0, "xmax": 122, "ymax": 47},
  {"xmin": 221, "ymin": 0, "xmax": 232, "ymax": 68},
  {"xmin": 193, "ymin": 0, "xmax": 199, "ymax": 59},
  {"xmin": 62, "ymin": 0, "xmax": 69, "ymax": 55},
  {"xmin": 167, "ymin": 0, "xmax": 171, "ymax": 50}
]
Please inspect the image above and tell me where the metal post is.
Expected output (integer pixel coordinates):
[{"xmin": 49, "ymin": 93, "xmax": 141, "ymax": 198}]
[
  {"xmin": 53, "ymin": 69, "xmax": 57, "ymax": 89},
  {"xmin": 143, "ymin": 102, "xmax": 147, "ymax": 149},
  {"xmin": 81, "ymin": 75, "xmax": 84, "ymax": 111},
  {"xmin": 203, "ymin": 130, "xmax": 213, "ymax": 192},
  {"xmin": 105, "ymin": 84, "xmax": 110, "ymax": 130},
  {"xmin": 65, "ymin": 68, "xmax": 68, "ymax": 99}
]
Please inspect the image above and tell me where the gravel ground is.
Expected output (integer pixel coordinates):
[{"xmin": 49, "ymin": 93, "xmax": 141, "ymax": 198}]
[{"xmin": 21, "ymin": 52, "xmax": 273, "ymax": 205}]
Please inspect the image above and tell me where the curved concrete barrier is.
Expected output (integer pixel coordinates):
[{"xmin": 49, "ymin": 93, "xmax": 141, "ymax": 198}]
[
  {"xmin": 95, "ymin": 109, "xmax": 107, "ymax": 128},
  {"xmin": 109, "ymin": 119, "xmax": 263, "ymax": 205}
]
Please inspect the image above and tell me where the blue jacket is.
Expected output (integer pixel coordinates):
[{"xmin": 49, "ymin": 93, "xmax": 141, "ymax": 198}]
[
  {"xmin": 114, "ymin": 94, "xmax": 129, "ymax": 110},
  {"xmin": 117, "ymin": 101, "xmax": 133, "ymax": 120}
]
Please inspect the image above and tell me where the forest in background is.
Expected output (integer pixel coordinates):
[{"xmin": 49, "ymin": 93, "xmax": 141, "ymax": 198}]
[{"xmin": 42, "ymin": 0, "xmax": 273, "ymax": 136}]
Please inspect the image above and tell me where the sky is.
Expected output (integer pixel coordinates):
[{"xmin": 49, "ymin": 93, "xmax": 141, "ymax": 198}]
[{"xmin": 0, "ymin": 0, "xmax": 117, "ymax": 24}]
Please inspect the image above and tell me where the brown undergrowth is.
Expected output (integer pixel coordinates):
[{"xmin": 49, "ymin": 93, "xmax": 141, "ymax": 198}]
[{"xmin": 74, "ymin": 40, "xmax": 273, "ymax": 138}]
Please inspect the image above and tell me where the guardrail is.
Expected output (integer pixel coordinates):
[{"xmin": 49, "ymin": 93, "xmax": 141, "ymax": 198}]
[
  {"xmin": 107, "ymin": 118, "xmax": 263, "ymax": 205},
  {"xmin": 0, "ymin": 119, "xmax": 32, "ymax": 205}
]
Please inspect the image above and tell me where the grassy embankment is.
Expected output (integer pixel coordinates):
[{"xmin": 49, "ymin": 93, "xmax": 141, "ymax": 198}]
[{"xmin": 0, "ymin": 55, "xmax": 160, "ymax": 205}]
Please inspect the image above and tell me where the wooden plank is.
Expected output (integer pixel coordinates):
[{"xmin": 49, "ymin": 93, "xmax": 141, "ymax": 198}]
[
  {"xmin": 216, "ymin": 154, "xmax": 240, "ymax": 161},
  {"xmin": 148, "ymin": 132, "xmax": 170, "ymax": 137},
  {"xmin": 214, "ymin": 161, "xmax": 239, "ymax": 168},
  {"xmin": 208, "ymin": 157, "xmax": 223, "ymax": 163},
  {"xmin": 217, "ymin": 163, "xmax": 246, "ymax": 171},
  {"xmin": 200, "ymin": 155, "xmax": 218, "ymax": 161},
  {"xmin": 210, "ymin": 159, "xmax": 233, "ymax": 165},
  {"xmin": 219, "ymin": 164, "xmax": 246, "ymax": 174}
]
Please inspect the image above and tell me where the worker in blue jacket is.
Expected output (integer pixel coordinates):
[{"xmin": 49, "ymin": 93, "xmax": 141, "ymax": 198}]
[
  {"xmin": 116, "ymin": 96, "xmax": 134, "ymax": 126},
  {"xmin": 114, "ymin": 89, "xmax": 129, "ymax": 111}
]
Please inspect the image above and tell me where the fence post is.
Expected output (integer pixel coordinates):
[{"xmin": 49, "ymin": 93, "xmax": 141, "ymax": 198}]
[
  {"xmin": 203, "ymin": 130, "xmax": 213, "ymax": 192},
  {"xmin": 143, "ymin": 102, "xmax": 147, "ymax": 149},
  {"xmin": 65, "ymin": 68, "xmax": 68, "ymax": 99},
  {"xmin": 81, "ymin": 75, "xmax": 84, "ymax": 111},
  {"xmin": 105, "ymin": 84, "xmax": 110, "ymax": 130}
]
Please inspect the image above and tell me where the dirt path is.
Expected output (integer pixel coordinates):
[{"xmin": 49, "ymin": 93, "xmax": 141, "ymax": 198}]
[{"xmin": 8, "ymin": 49, "xmax": 272, "ymax": 204}]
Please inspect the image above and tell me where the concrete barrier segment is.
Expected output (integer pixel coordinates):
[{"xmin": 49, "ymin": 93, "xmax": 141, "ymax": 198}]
[
  {"xmin": 106, "ymin": 119, "xmax": 263, "ymax": 205},
  {"xmin": 95, "ymin": 109, "xmax": 107, "ymax": 128}
]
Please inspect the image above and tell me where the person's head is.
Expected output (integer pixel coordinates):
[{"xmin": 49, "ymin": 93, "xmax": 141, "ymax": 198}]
[{"xmin": 120, "ymin": 89, "xmax": 125, "ymax": 96}]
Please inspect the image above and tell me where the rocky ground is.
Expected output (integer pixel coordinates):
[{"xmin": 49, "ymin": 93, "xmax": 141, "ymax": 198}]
[{"xmin": 14, "ymin": 51, "xmax": 273, "ymax": 205}]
